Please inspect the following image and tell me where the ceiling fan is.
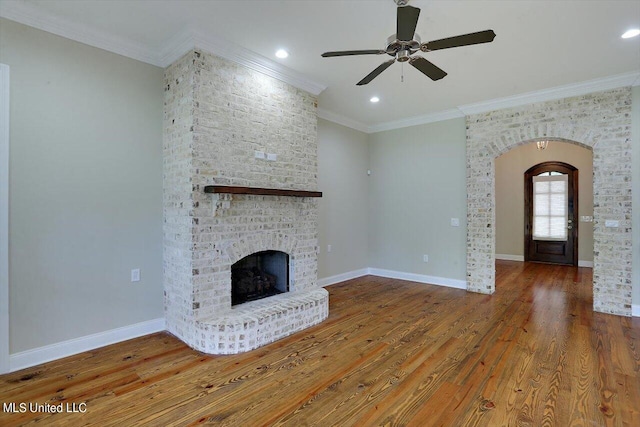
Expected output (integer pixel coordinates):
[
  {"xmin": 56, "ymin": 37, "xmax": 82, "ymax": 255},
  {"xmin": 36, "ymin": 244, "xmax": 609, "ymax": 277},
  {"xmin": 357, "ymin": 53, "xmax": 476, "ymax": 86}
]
[{"xmin": 321, "ymin": 0, "xmax": 496, "ymax": 85}]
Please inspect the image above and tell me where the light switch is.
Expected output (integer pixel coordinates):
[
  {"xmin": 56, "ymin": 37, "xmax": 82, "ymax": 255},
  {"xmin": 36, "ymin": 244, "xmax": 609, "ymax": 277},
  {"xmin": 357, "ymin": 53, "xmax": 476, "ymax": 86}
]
[{"xmin": 451, "ymin": 218, "xmax": 460, "ymax": 227}]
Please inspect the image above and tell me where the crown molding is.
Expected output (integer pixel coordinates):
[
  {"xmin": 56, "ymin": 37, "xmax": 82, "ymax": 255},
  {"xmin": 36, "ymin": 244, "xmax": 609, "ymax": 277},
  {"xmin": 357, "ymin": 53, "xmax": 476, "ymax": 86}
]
[
  {"xmin": 157, "ymin": 27, "xmax": 196, "ymax": 68},
  {"xmin": 317, "ymin": 107, "xmax": 465, "ymax": 134},
  {"xmin": 319, "ymin": 70, "xmax": 640, "ymax": 133},
  {"xmin": 3, "ymin": 1, "xmax": 636, "ymax": 127},
  {"xmin": 190, "ymin": 30, "xmax": 327, "ymax": 96},
  {"xmin": 458, "ymin": 71, "xmax": 640, "ymax": 116},
  {"xmin": 368, "ymin": 108, "xmax": 465, "ymax": 133},
  {"xmin": 159, "ymin": 28, "xmax": 327, "ymax": 96},
  {"xmin": 151, "ymin": 28, "xmax": 327, "ymax": 96},
  {"xmin": 1, "ymin": 1, "xmax": 327, "ymax": 96},
  {"xmin": 317, "ymin": 108, "xmax": 371, "ymax": 133},
  {"xmin": 0, "ymin": 0, "xmax": 162, "ymax": 66}
]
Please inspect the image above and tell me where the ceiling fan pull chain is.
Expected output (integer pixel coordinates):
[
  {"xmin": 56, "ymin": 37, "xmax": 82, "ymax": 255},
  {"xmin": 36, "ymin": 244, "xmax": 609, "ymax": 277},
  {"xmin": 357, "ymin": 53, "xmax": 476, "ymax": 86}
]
[{"xmin": 401, "ymin": 62, "xmax": 404, "ymax": 82}]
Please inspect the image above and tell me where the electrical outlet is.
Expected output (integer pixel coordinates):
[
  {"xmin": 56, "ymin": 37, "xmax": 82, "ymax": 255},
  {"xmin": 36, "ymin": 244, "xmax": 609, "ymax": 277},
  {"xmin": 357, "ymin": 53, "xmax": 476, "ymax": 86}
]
[
  {"xmin": 254, "ymin": 150, "xmax": 265, "ymax": 159},
  {"xmin": 450, "ymin": 218, "xmax": 460, "ymax": 227},
  {"xmin": 131, "ymin": 268, "xmax": 140, "ymax": 282},
  {"xmin": 423, "ymin": 254, "xmax": 429, "ymax": 263},
  {"xmin": 266, "ymin": 153, "xmax": 277, "ymax": 161},
  {"xmin": 327, "ymin": 244, "xmax": 332, "ymax": 253},
  {"xmin": 605, "ymin": 220, "xmax": 619, "ymax": 228}
]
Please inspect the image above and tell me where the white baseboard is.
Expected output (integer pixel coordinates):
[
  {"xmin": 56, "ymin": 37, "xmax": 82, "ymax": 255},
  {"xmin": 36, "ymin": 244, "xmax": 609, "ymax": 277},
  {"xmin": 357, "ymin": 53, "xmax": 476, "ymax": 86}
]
[
  {"xmin": 319, "ymin": 268, "xmax": 369, "ymax": 287},
  {"xmin": 633, "ymin": 305, "xmax": 640, "ymax": 317},
  {"xmin": 9, "ymin": 318, "xmax": 166, "ymax": 373},
  {"xmin": 319, "ymin": 267, "xmax": 467, "ymax": 290},
  {"xmin": 368, "ymin": 268, "xmax": 467, "ymax": 290},
  {"xmin": 495, "ymin": 254, "xmax": 525, "ymax": 262},
  {"xmin": 495, "ymin": 254, "xmax": 594, "ymax": 268}
]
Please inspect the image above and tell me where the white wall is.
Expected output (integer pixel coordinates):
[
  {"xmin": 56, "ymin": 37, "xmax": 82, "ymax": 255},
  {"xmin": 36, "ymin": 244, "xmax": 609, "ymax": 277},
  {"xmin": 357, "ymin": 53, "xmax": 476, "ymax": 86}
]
[
  {"xmin": 368, "ymin": 118, "xmax": 467, "ymax": 281},
  {"xmin": 317, "ymin": 119, "xmax": 369, "ymax": 279},
  {"xmin": 0, "ymin": 19, "xmax": 164, "ymax": 353},
  {"xmin": 495, "ymin": 141, "xmax": 593, "ymax": 262}
]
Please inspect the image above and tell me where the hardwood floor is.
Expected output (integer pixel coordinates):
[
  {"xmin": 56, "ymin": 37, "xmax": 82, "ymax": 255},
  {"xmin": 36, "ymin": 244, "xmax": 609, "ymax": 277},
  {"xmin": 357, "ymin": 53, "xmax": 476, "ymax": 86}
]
[{"xmin": 1, "ymin": 261, "xmax": 639, "ymax": 426}]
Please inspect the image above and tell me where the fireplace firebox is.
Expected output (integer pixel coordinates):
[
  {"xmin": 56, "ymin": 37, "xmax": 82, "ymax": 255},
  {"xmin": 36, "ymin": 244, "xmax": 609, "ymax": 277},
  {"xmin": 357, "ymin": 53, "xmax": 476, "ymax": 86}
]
[{"xmin": 231, "ymin": 250, "xmax": 289, "ymax": 306}]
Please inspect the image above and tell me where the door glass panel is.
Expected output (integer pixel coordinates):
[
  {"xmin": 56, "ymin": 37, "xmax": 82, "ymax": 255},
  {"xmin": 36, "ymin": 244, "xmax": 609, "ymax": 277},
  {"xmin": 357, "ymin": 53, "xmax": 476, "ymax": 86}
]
[{"xmin": 532, "ymin": 173, "xmax": 568, "ymax": 241}]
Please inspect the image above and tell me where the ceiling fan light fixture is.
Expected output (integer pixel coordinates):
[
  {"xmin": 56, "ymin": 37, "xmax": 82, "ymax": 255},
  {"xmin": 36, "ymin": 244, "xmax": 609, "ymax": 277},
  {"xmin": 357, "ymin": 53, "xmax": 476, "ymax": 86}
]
[
  {"xmin": 621, "ymin": 29, "xmax": 640, "ymax": 39},
  {"xmin": 397, "ymin": 50, "xmax": 411, "ymax": 62},
  {"xmin": 275, "ymin": 49, "xmax": 289, "ymax": 59},
  {"xmin": 370, "ymin": 96, "xmax": 380, "ymax": 103}
]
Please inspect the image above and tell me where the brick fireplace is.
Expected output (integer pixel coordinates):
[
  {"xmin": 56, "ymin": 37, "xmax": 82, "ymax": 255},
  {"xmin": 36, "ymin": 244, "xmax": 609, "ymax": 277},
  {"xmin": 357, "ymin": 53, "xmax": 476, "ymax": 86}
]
[{"xmin": 163, "ymin": 49, "xmax": 328, "ymax": 354}]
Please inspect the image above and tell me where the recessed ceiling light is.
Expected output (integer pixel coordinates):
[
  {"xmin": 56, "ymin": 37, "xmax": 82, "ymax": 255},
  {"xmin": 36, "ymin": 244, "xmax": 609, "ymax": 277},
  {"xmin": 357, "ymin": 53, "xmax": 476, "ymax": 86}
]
[
  {"xmin": 275, "ymin": 49, "xmax": 289, "ymax": 59},
  {"xmin": 621, "ymin": 29, "xmax": 640, "ymax": 39},
  {"xmin": 370, "ymin": 96, "xmax": 380, "ymax": 103}
]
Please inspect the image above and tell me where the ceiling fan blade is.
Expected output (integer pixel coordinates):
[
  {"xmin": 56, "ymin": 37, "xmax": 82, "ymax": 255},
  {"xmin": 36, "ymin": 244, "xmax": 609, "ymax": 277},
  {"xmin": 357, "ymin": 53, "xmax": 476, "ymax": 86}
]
[
  {"xmin": 397, "ymin": 5, "xmax": 421, "ymax": 41},
  {"xmin": 322, "ymin": 50, "xmax": 385, "ymax": 57},
  {"xmin": 423, "ymin": 30, "xmax": 496, "ymax": 51},
  {"xmin": 356, "ymin": 59, "xmax": 395, "ymax": 86},
  {"xmin": 409, "ymin": 56, "xmax": 447, "ymax": 81}
]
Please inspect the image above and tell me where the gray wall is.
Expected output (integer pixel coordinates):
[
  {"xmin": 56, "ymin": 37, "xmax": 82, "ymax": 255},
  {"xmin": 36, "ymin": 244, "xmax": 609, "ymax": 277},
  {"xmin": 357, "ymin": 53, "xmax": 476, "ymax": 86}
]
[
  {"xmin": 633, "ymin": 86, "xmax": 640, "ymax": 307},
  {"xmin": 368, "ymin": 118, "xmax": 467, "ymax": 281},
  {"xmin": 2, "ymin": 16, "xmax": 638, "ymax": 357},
  {"xmin": 0, "ymin": 19, "xmax": 164, "ymax": 353},
  {"xmin": 495, "ymin": 141, "xmax": 594, "ymax": 262},
  {"xmin": 321, "ymin": 94, "xmax": 639, "ymax": 309},
  {"xmin": 317, "ymin": 119, "xmax": 369, "ymax": 279}
]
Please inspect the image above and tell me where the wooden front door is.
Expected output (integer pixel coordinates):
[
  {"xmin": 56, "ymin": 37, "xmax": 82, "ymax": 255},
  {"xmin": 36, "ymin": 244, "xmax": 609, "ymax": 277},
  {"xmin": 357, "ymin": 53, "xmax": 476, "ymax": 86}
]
[{"xmin": 524, "ymin": 162, "xmax": 578, "ymax": 266}]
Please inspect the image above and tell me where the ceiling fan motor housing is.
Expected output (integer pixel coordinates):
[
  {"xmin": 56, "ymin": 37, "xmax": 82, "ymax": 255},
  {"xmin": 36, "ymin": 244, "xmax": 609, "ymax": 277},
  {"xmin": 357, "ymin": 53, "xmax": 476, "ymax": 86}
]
[{"xmin": 386, "ymin": 33, "xmax": 421, "ymax": 59}]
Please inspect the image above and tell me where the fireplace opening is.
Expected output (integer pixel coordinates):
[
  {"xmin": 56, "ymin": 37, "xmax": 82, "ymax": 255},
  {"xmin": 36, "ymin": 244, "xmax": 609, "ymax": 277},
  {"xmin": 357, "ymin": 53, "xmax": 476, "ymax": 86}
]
[{"xmin": 231, "ymin": 250, "xmax": 290, "ymax": 306}]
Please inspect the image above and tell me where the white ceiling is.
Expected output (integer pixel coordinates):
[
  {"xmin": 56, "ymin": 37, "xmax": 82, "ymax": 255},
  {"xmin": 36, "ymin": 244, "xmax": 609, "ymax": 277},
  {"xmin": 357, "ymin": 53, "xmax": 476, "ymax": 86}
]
[{"xmin": 2, "ymin": 0, "xmax": 639, "ymax": 131}]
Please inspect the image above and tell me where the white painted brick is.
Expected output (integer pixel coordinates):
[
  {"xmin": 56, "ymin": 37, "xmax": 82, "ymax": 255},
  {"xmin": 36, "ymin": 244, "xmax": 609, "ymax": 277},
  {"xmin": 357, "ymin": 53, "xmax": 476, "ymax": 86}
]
[
  {"xmin": 466, "ymin": 87, "xmax": 632, "ymax": 316},
  {"xmin": 164, "ymin": 49, "xmax": 327, "ymax": 354}
]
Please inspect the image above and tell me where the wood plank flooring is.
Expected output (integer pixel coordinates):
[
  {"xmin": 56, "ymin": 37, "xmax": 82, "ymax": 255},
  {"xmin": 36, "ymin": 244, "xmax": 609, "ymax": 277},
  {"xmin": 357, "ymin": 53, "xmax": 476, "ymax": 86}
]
[{"xmin": 1, "ymin": 261, "xmax": 639, "ymax": 426}]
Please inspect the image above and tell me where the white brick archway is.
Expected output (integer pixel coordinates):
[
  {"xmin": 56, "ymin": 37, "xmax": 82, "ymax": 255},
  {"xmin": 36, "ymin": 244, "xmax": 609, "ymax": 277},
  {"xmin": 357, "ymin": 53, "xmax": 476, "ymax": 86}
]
[{"xmin": 465, "ymin": 88, "xmax": 633, "ymax": 316}]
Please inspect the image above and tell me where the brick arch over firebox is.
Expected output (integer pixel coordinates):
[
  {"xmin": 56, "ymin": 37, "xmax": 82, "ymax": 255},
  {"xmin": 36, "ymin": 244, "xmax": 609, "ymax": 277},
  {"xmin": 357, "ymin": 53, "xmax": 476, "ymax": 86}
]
[
  {"xmin": 223, "ymin": 232, "xmax": 298, "ymax": 269},
  {"xmin": 465, "ymin": 87, "xmax": 633, "ymax": 316}
]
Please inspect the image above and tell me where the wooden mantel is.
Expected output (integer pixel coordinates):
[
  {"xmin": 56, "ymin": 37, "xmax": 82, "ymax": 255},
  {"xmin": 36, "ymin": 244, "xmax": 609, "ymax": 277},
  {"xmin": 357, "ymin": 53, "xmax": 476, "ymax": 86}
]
[{"xmin": 204, "ymin": 185, "xmax": 322, "ymax": 198}]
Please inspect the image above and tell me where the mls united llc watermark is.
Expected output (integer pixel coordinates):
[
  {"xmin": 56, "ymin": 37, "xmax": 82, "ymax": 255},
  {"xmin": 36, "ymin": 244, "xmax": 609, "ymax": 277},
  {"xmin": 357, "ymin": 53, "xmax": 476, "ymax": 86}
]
[{"xmin": 3, "ymin": 402, "xmax": 87, "ymax": 414}]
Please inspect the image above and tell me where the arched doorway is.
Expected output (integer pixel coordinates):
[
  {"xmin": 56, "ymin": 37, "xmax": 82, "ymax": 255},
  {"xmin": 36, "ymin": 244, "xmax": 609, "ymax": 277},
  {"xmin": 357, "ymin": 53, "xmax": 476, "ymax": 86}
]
[
  {"xmin": 495, "ymin": 142, "xmax": 593, "ymax": 269},
  {"xmin": 465, "ymin": 87, "xmax": 633, "ymax": 316}
]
